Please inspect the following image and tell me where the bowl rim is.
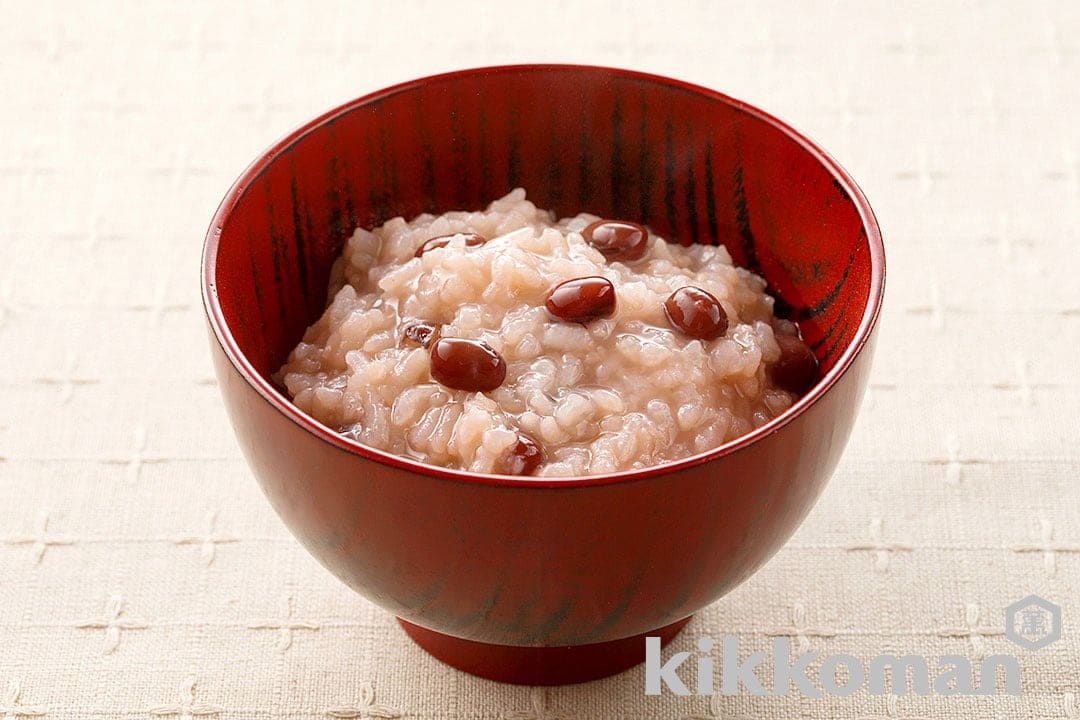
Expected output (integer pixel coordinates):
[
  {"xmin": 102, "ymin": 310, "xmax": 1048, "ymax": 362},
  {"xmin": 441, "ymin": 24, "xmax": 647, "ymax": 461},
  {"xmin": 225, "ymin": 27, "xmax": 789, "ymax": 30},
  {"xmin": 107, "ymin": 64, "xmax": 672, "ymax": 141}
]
[{"xmin": 202, "ymin": 63, "xmax": 885, "ymax": 489}]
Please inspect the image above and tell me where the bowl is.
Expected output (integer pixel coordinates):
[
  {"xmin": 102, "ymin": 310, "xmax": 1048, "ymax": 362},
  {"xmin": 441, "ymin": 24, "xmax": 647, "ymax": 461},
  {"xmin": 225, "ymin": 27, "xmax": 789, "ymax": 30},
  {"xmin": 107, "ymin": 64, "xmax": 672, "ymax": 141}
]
[{"xmin": 201, "ymin": 65, "xmax": 884, "ymax": 685}]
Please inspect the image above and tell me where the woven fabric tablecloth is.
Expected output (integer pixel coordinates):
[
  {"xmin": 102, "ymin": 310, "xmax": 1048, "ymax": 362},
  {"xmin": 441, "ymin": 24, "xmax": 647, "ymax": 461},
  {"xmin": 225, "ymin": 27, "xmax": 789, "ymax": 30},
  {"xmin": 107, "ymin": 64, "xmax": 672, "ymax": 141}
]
[{"xmin": 2, "ymin": 2, "xmax": 1079, "ymax": 718}]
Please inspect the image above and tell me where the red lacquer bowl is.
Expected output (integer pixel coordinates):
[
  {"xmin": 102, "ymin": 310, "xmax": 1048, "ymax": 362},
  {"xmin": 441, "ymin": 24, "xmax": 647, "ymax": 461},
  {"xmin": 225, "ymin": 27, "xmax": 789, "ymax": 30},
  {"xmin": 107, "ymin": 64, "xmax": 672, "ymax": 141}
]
[{"xmin": 202, "ymin": 65, "xmax": 884, "ymax": 685}]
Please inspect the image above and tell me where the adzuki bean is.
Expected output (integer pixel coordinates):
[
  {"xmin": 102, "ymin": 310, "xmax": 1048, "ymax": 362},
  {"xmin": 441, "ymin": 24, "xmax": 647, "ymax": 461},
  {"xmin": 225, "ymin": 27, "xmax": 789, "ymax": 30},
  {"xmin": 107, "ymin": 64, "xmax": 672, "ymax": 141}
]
[
  {"xmin": 771, "ymin": 334, "xmax": 820, "ymax": 395},
  {"xmin": 429, "ymin": 337, "xmax": 507, "ymax": 392},
  {"xmin": 545, "ymin": 276, "xmax": 617, "ymax": 323},
  {"xmin": 415, "ymin": 232, "xmax": 487, "ymax": 257},
  {"xmin": 402, "ymin": 322, "xmax": 439, "ymax": 348},
  {"xmin": 582, "ymin": 220, "xmax": 649, "ymax": 262},
  {"xmin": 496, "ymin": 432, "xmax": 545, "ymax": 476},
  {"xmin": 664, "ymin": 286, "xmax": 729, "ymax": 340}
]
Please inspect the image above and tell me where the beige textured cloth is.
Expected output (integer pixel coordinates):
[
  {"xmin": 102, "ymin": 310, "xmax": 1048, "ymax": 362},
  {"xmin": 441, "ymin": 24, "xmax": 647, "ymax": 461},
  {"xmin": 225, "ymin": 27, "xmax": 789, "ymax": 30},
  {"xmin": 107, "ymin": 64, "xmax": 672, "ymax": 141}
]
[{"xmin": 2, "ymin": 2, "xmax": 1079, "ymax": 718}]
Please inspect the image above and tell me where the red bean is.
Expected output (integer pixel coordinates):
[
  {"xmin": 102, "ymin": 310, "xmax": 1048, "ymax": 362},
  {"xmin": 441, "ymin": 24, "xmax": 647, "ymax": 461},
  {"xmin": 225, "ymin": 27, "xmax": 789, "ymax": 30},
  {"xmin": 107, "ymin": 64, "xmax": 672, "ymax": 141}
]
[
  {"xmin": 664, "ymin": 286, "xmax": 729, "ymax": 340},
  {"xmin": 429, "ymin": 337, "xmax": 507, "ymax": 392},
  {"xmin": 496, "ymin": 432, "xmax": 545, "ymax": 476},
  {"xmin": 771, "ymin": 334, "xmax": 820, "ymax": 395},
  {"xmin": 402, "ymin": 322, "xmax": 439, "ymax": 348},
  {"xmin": 415, "ymin": 232, "xmax": 487, "ymax": 257},
  {"xmin": 545, "ymin": 276, "xmax": 617, "ymax": 323},
  {"xmin": 582, "ymin": 220, "xmax": 649, "ymax": 262}
]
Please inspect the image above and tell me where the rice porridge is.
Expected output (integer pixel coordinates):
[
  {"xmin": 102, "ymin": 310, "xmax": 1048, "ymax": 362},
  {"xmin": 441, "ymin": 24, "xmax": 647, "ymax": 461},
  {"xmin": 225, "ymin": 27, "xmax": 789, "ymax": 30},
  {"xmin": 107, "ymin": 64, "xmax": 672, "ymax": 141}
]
[{"xmin": 276, "ymin": 189, "xmax": 818, "ymax": 477}]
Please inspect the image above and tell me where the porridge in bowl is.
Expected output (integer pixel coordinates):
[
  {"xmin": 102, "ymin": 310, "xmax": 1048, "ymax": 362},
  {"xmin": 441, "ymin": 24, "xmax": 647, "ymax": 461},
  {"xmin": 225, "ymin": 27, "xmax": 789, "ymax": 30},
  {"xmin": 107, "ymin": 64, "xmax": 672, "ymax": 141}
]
[{"xmin": 276, "ymin": 189, "xmax": 818, "ymax": 477}]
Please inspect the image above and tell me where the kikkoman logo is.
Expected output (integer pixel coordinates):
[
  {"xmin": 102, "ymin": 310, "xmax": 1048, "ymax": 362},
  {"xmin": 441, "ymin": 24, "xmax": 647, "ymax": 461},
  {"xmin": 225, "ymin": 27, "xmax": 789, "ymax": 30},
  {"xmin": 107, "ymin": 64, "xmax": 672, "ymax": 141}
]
[
  {"xmin": 1005, "ymin": 595, "xmax": 1061, "ymax": 651},
  {"xmin": 645, "ymin": 596, "xmax": 1061, "ymax": 698}
]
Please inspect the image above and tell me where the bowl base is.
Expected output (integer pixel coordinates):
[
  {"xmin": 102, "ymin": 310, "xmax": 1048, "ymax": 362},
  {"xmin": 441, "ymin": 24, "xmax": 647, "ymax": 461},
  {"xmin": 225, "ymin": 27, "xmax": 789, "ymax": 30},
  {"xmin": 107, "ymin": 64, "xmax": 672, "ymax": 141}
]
[{"xmin": 397, "ymin": 615, "xmax": 692, "ymax": 685}]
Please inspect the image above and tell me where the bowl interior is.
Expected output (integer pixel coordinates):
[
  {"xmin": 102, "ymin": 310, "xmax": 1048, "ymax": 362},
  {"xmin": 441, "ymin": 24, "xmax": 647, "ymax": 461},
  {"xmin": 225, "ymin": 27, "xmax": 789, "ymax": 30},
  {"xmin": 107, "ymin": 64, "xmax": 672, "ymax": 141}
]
[{"xmin": 207, "ymin": 65, "xmax": 879, "ymax": 403}]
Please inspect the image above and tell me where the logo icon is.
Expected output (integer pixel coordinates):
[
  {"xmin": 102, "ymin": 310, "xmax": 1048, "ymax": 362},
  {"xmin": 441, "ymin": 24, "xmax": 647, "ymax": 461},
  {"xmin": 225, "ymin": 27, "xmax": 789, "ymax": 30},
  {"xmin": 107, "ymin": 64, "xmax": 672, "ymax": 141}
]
[{"xmin": 1005, "ymin": 595, "xmax": 1061, "ymax": 651}]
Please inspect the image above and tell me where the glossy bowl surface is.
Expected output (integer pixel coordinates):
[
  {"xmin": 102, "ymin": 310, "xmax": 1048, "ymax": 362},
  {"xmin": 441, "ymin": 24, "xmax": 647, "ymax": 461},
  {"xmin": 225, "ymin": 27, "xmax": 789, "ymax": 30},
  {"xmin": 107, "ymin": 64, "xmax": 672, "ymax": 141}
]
[{"xmin": 202, "ymin": 64, "xmax": 884, "ymax": 684}]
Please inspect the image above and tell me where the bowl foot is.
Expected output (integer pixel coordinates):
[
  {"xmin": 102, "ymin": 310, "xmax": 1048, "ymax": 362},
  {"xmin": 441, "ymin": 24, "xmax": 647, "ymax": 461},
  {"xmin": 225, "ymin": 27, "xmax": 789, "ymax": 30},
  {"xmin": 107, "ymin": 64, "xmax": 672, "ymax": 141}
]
[{"xmin": 397, "ymin": 615, "xmax": 692, "ymax": 685}]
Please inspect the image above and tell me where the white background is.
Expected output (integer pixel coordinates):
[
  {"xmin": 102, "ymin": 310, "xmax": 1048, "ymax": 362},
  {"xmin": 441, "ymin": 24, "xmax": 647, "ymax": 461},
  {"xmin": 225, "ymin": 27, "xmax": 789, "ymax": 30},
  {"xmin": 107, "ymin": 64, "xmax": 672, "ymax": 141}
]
[{"xmin": 1, "ymin": 2, "xmax": 1078, "ymax": 718}]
